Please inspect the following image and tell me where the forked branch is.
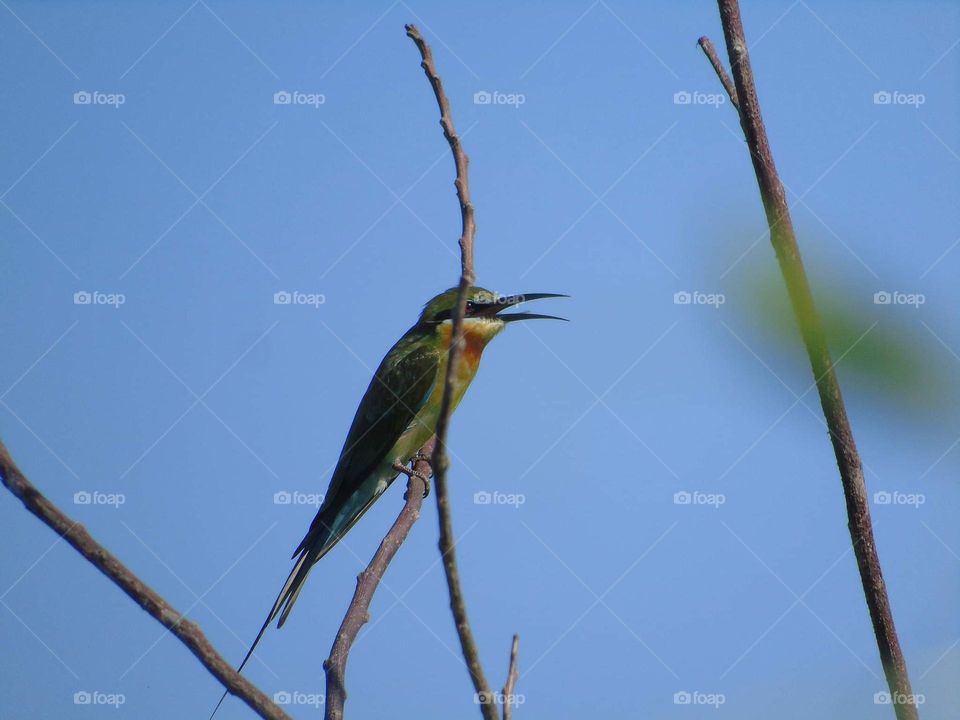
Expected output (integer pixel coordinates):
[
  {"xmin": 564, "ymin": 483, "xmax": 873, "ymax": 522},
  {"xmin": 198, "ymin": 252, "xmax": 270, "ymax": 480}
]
[{"xmin": 699, "ymin": 3, "xmax": 917, "ymax": 718}]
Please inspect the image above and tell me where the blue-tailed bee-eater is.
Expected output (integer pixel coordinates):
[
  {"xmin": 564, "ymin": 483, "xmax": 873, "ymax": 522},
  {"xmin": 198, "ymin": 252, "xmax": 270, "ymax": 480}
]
[{"xmin": 213, "ymin": 286, "xmax": 565, "ymax": 713}]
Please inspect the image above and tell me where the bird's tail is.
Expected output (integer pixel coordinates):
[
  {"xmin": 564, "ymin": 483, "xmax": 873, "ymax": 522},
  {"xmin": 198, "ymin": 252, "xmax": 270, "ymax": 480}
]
[
  {"xmin": 209, "ymin": 518, "xmax": 335, "ymax": 719},
  {"xmin": 209, "ymin": 485, "xmax": 392, "ymax": 718}
]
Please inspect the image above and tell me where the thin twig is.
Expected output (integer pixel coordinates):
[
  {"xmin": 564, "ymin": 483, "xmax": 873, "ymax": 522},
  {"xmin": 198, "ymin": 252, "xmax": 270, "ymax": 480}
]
[
  {"xmin": 323, "ymin": 441, "xmax": 432, "ymax": 720},
  {"xmin": 502, "ymin": 635, "xmax": 520, "ymax": 720},
  {"xmin": 701, "ymin": 3, "xmax": 918, "ymax": 719},
  {"xmin": 405, "ymin": 23, "xmax": 500, "ymax": 720},
  {"xmin": 0, "ymin": 439, "xmax": 289, "ymax": 720},
  {"xmin": 404, "ymin": 24, "xmax": 475, "ymax": 278},
  {"xmin": 696, "ymin": 36, "xmax": 739, "ymax": 111}
]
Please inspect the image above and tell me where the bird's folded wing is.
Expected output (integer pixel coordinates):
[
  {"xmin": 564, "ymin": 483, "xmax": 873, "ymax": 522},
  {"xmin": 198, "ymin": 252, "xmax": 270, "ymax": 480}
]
[{"xmin": 322, "ymin": 334, "xmax": 440, "ymax": 509}]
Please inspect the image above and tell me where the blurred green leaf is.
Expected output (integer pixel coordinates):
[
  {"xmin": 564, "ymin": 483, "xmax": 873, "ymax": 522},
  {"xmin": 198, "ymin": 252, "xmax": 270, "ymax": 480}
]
[{"xmin": 744, "ymin": 270, "xmax": 951, "ymax": 413}]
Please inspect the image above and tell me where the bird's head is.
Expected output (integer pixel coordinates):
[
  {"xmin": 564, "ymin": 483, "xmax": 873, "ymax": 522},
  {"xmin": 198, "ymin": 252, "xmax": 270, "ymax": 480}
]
[{"xmin": 418, "ymin": 286, "xmax": 567, "ymax": 331}]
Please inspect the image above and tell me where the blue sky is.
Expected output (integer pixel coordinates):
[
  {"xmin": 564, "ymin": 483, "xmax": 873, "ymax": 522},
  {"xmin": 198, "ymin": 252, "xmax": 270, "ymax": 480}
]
[{"xmin": 2, "ymin": 1, "xmax": 959, "ymax": 718}]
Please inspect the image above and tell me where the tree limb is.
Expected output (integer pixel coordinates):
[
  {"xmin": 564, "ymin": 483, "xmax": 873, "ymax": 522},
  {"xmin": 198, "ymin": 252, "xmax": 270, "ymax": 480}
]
[
  {"xmin": 322, "ymin": 441, "xmax": 432, "ymax": 720},
  {"xmin": 0, "ymin": 439, "xmax": 289, "ymax": 720},
  {"xmin": 405, "ymin": 23, "xmax": 502, "ymax": 720},
  {"xmin": 700, "ymin": 3, "xmax": 918, "ymax": 718}
]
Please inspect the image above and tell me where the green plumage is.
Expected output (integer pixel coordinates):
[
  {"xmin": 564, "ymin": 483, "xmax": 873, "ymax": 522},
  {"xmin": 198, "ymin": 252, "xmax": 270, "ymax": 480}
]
[{"xmin": 212, "ymin": 287, "xmax": 565, "ymax": 718}]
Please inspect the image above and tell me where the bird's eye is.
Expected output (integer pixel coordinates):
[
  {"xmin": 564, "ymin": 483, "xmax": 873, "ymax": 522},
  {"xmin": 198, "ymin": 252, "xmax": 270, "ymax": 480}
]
[{"xmin": 465, "ymin": 301, "xmax": 475, "ymax": 313}]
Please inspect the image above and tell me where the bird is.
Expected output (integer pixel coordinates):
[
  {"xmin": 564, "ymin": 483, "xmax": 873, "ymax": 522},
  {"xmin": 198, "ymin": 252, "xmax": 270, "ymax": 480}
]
[{"xmin": 211, "ymin": 286, "xmax": 565, "ymax": 716}]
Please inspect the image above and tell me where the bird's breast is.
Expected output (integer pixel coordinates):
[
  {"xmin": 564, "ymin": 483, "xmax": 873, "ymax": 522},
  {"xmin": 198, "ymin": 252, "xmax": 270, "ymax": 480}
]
[
  {"xmin": 433, "ymin": 318, "xmax": 502, "ymax": 402},
  {"xmin": 438, "ymin": 318, "xmax": 502, "ymax": 369},
  {"xmin": 387, "ymin": 319, "xmax": 501, "ymax": 470}
]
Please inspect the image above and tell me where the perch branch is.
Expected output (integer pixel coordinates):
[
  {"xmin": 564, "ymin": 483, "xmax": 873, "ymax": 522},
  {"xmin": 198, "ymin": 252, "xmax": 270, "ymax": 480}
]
[
  {"xmin": 0, "ymin": 439, "xmax": 289, "ymax": 720},
  {"xmin": 405, "ymin": 23, "xmax": 501, "ymax": 720},
  {"xmin": 323, "ymin": 441, "xmax": 432, "ymax": 720},
  {"xmin": 701, "ymin": 3, "xmax": 917, "ymax": 718}
]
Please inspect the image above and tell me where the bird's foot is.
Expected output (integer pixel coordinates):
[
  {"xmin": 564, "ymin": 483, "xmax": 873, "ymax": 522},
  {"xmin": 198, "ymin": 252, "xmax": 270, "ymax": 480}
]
[
  {"xmin": 413, "ymin": 450, "xmax": 433, "ymax": 497},
  {"xmin": 393, "ymin": 462, "xmax": 431, "ymax": 499}
]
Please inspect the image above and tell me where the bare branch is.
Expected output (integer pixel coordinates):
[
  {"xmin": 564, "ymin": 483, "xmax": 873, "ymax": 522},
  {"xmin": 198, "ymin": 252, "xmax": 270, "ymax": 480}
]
[
  {"xmin": 502, "ymin": 635, "xmax": 520, "ymax": 720},
  {"xmin": 0, "ymin": 439, "xmax": 289, "ymax": 720},
  {"xmin": 701, "ymin": 3, "xmax": 917, "ymax": 718},
  {"xmin": 404, "ymin": 24, "xmax": 475, "ymax": 279},
  {"xmin": 405, "ymin": 23, "xmax": 500, "ymax": 720},
  {"xmin": 323, "ymin": 441, "xmax": 432, "ymax": 720}
]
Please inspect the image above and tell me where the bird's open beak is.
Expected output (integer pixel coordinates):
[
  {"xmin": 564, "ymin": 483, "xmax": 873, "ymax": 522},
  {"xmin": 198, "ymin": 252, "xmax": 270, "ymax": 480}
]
[{"xmin": 477, "ymin": 293, "xmax": 568, "ymax": 323}]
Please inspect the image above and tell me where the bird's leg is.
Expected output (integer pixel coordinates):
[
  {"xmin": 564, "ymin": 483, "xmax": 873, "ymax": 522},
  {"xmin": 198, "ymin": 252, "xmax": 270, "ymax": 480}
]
[{"xmin": 393, "ymin": 461, "xmax": 431, "ymax": 499}]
